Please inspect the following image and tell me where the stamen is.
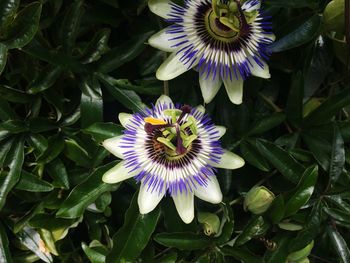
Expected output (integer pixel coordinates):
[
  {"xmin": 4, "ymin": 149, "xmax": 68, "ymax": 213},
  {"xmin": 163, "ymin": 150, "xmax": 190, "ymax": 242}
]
[{"xmin": 176, "ymin": 126, "xmax": 187, "ymax": 155}]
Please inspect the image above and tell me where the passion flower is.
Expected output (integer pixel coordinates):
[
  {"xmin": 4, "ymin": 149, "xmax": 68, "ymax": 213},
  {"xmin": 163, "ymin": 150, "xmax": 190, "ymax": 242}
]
[
  {"xmin": 102, "ymin": 95, "xmax": 244, "ymax": 223},
  {"xmin": 148, "ymin": 0, "xmax": 275, "ymax": 104}
]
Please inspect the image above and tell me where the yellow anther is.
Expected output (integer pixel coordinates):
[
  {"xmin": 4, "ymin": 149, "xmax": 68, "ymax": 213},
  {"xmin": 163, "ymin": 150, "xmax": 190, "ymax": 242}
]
[{"xmin": 144, "ymin": 117, "xmax": 167, "ymax": 125}]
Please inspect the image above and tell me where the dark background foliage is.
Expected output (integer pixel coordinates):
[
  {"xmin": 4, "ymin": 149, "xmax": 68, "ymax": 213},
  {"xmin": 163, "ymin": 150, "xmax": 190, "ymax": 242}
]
[{"xmin": 0, "ymin": 0, "xmax": 349, "ymax": 262}]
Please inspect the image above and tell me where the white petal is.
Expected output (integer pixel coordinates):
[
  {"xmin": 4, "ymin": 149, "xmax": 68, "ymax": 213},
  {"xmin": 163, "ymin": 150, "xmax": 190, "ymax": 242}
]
[
  {"xmin": 194, "ymin": 176, "xmax": 222, "ymax": 204},
  {"xmin": 250, "ymin": 58, "xmax": 270, "ymax": 79},
  {"xmin": 102, "ymin": 161, "xmax": 140, "ymax": 184},
  {"xmin": 265, "ymin": 33, "xmax": 276, "ymax": 42},
  {"xmin": 148, "ymin": 27, "xmax": 178, "ymax": 52},
  {"xmin": 194, "ymin": 105, "xmax": 205, "ymax": 115},
  {"xmin": 223, "ymin": 76, "xmax": 244, "ymax": 105},
  {"xmin": 118, "ymin": 113, "xmax": 132, "ymax": 128},
  {"xmin": 102, "ymin": 136, "xmax": 124, "ymax": 159},
  {"xmin": 242, "ymin": 0, "xmax": 261, "ymax": 12},
  {"xmin": 148, "ymin": 0, "xmax": 172, "ymax": 19},
  {"xmin": 156, "ymin": 94, "xmax": 173, "ymax": 108},
  {"xmin": 138, "ymin": 181, "xmax": 165, "ymax": 214},
  {"xmin": 214, "ymin": 126, "xmax": 226, "ymax": 139},
  {"xmin": 199, "ymin": 72, "xmax": 223, "ymax": 104},
  {"xmin": 172, "ymin": 192, "xmax": 194, "ymax": 224},
  {"xmin": 213, "ymin": 150, "xmax": 245, "ymax": 170},
  {"xmin": 156, "ymin": 52, "xmax": 198, "ymax": 81}
]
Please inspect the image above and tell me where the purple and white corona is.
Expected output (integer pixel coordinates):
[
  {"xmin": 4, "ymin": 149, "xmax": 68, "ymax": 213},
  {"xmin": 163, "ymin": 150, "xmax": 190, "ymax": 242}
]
[
  {"xmin": 148, "ymin": 0, "xmax": 275, "ymax": 104},
  {"xmin": 102, "ymin": 95, "xmax": 244, "ymax": 223}
]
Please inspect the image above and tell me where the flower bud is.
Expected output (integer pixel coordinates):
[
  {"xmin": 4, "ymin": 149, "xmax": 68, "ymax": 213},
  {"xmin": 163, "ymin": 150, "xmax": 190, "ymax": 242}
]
[
  {"xmin": 287, "ymin": 241, "xmax": 314, "ymax": 262},
  {"xmin": 244, "ymin": 186, "xmax": 275, "ymax": 214},
  {"xmin": 197, "ymin": 212, "xmax": 220, "ymax": 236}
]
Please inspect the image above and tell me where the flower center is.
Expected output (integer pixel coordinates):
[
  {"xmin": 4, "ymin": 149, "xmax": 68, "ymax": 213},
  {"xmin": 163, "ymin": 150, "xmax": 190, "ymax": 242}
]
[
  {"xmin": 144, "ymin": 106, "xmax": 198, "ymax": 160},
  {"xmin": 205, "ymin": 0, "xmax": 258, "ymax": 42}
]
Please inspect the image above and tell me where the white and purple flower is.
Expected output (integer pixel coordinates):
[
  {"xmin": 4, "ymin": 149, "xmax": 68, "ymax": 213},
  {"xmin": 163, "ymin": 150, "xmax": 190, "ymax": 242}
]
[
  {"xmin": 102, "ymin": 95, "xmax": 244, "ymax": 223},
  {"xmin": 148, "ymin": 0, "xmax": 275, "ymax": 104}
]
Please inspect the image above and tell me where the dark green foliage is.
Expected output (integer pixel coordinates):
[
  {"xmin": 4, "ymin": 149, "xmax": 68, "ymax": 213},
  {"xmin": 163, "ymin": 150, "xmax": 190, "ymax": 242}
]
[{"xmin": 0, "ymin": 0, "xmax": 349, "ymax": 262}]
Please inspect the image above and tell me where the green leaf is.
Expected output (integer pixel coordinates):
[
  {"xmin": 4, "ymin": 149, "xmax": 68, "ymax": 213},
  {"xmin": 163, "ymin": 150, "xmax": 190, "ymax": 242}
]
[
  {"xmin": 96, "ymin": 31, "xmax": 154, "ymax": 73},
  {"xmin": 3, "ymin": 2, "xmax": 42, "ymax": 49},
  {"xmin": 56, "ymin": 161, "xmax": 117, "ymax": 218},
  {"xmin": 17, "ymin": 226, "xmax": 53, "ymax": 263},
  {"xmin": 0, "ymin": 138, "xmax": 13, "ymax": 168},
  {"xmin": 256, "ymin": 139, "xmax": 304, "ymax": 183},
  {"xmin": 0, "ymin": 98, "xmax": 16, "ymax": 121},
  {"xmin": 80, "ymin": 28, "xmax": 111, "ymax": 64},
  {"xmin": 235, "ymin": 216, "xmax": 270, "ymax": 246},
  {"xmin": 80, "ymin": 76, "xmax": 103, "ymax": 128},
  {"xmin": 302, "ymin": 130, "xmax": 332, "ymax": 171},
  {"xmin": 106, "ymin": 192, "xmax": 160, "ymax": 263},
  {"xmin": 21, "ymin": 38, "xmax": 84, "ymax": 72},
  {"xmin": 246, "ymin": 113, "xmax": 285, "ymax": 136},
  {"xmin": 268, "ymin": 195, "xmax": 285, "ymax": 224},
  {"xmin": 15, "ymin": 170, "xmax": 53, "ymax": 192},
  {"xmin": 240, "ymin": 140, "xmax": 270, "ymax": 171},
  {"xmin": 107, "ymin": 78, "xmax": 163, "ymax": 95},
  {"xmin": 286, "ymin": 72, "xmax": 304, "ymax": 128},
  {"xmin": 37, "ymin": 134, "xmax": 64, "ymax": 164},
  {"xmin": 0, "ymin": 136, "xmax": 24, "ymax": 210},
  {"xmin": 154, "ymin": 232, "xmax": 211, "ymax": 250},
  {"xmin": 0, "ymin": 0, "xmax": 20, "ymax": 31},
  {"xmin": 214, "ymin": 203, "xmax": 234, "ymax": 245},
  {"xmin": 324, "ymin": 207, "xmax": 350, "ymax": 223},
  {"xmin": 305, "ymin": 88, "xmax": 350, "ymax": 126},
  {"xmin": 288, "ymin": 201, "xmax": 324, "ymax": 252},
  {"xmin": 269, "ymin": 15, "xmax": 322, "ymax": 53},
  {"xmin": 0, "ymin": 85, "xmax": 32, "ymax": 103},
  {"xmin": 323, "ymin": 0, "xmax": 345, "ymax": 32},
  {"xmin": 64, "ymin": 138, "xmax": 92, "ymax": 168},
  {"xmin": 0, "ymin": 43, "xmax": 7, "ymax": 76},
  {"xmin": 59, "ymin": 0, "xmax": 83, "ymax": 53},
  {"xmin": 327, "ymin": 226, "xmax": 350, "ymax": 263},
  {"xmin": 0, "ymin": 222, "xmax": 12, "ymax": 263},
  {"xmin": 264, "ymin": 234, "xmax": 292, "ymax": 263},
  {"xmin": 83, "ymin": 122, "xmax": 123, "ymax": 143},
  {"xmin": 284, "ymin": 165, "xmax": 318, "ymax": 217},
  {"xmin": 329, "ymin": 124, "xmax": 345, "ymax": 184},
  {"xmin": 46, "ymin": 159, "xmax": 70, "ymax": 189},
  {"xmin": 27, "ymin": 66, "xmax": 62, "ymax": 94},
  {"xmin": 97, "ymin": 73, "xmax": 147, "ymax": 113},
  {"xmin": 82, "ymin": 242, "xmax": 108, "ymax": 263},
  {"xmin": 265, "ymin": 0, "xmax": 318, "ymax": 8},
  {"xmin": 221, "ymin": 247, "xmax": 263, "ymax": 263}
]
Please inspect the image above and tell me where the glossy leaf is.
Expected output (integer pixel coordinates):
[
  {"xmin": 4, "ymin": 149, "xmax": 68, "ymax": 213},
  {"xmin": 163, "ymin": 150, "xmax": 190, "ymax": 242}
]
[
  {"xmin": 15, "ymin": 171, "xmax": 53, "ymax": 192},
  {"xmin": 56, "ymin": 161, "xmax": 117, "ymax": 218},
  {"xmin": 0, "ymin": 222, "xmax": 12, "ymax": 263},
  {"xmin": 80, "ymin": 28, "xmax": 111, "ymax": 64},
  {"xmin": 329, "ymin": 124, "xmax": 345, "ymax": 184},
  {"xmin": 3, "ymin": 2, "xmax": 42, "ymax": 49},
  {"xmin": 0, "ymin": 0, "xmax": 20, "ymax": 31},
  {"xmin": 327, "ymin": 226, "xmax": 350, "ymax": 263},
  {"xmin": 83, "ymin": 122, "xmax": 123, "ymax": 143},
  {"xmin": 0, "ymin": 43, "xmax": 7, "ymax": 76},
  {"xmin": 246, "ymin": 113, "xmax": 285, "ymax": 136},
  {"xmin": 284, "ymin": 165, "xmax": 318, "ymax": 217},
  {"xmin": 269, "ymin": 15, "xmax": 322, "ymax": 52},
  {"xmin": 305, "ymin": 88, "xmax": 350, "ymax": 126},
  {"xmin": 154, "ymin": 232, "xmax": 211, "ymax": 250},
  {"xmin": 256, "ymin": 139, "xmax": 304, "ymax": 183},
  {"xmin": 235, "ymin": 216, "xmax": 270, "ymax": 246},
  {"xmin": 106, "ymin": 192, "xmax": 160, "ymax": 263},
  {"xmin": 97, "ymin": 73, "xmax": 146, "ymax": 113},
  {"xmin": 97, "ymin": 31, "xmax": 154, "ymax": 73},
  {"xmin": 80, "ymin": 76, "xmax": 103, "ymax": 128},
  {"xmin": 0, "ymin": 136, "xmax": 24, "ymax": 210}
]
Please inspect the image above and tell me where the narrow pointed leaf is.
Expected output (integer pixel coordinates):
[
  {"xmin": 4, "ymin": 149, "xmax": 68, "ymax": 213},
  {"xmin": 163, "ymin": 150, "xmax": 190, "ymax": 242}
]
[{"xmin": 106, "ymin": 193, "xmax": 160, "ymax": 262}]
